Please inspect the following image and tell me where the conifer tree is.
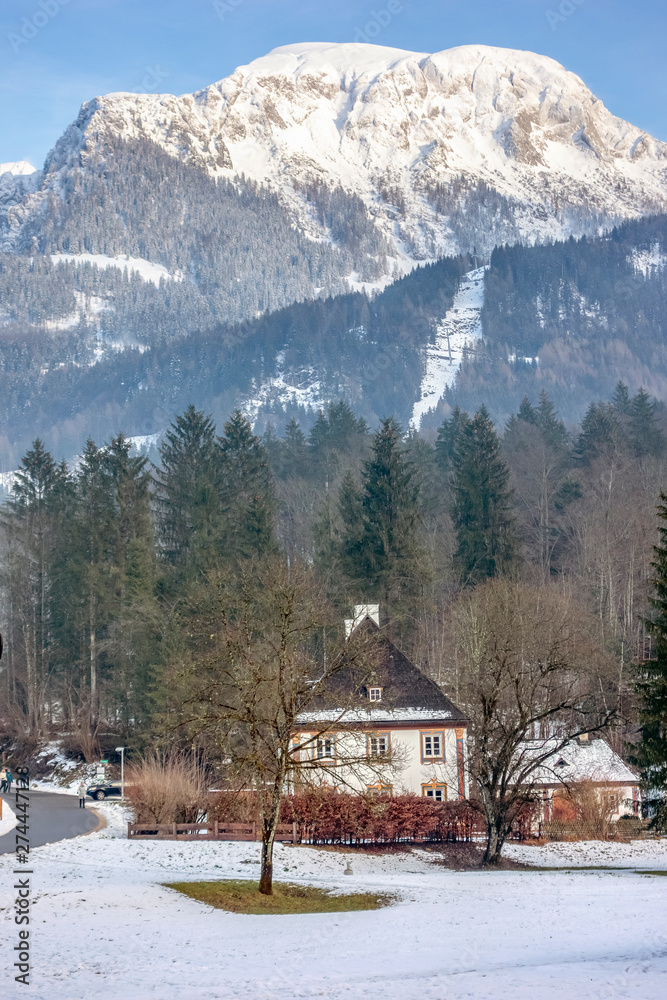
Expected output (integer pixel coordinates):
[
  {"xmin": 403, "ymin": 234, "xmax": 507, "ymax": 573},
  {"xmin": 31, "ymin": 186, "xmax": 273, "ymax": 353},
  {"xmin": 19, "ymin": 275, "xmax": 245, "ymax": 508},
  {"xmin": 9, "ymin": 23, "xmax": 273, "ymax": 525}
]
[
  {"xmin": 308, "ymin": 401, "xmax": 367, "ymax": 483},
  {"xmin": 218, "ymin": 411, "xmax": 275, "ymax": 561},
  {"xmin": 71, "ymin": 440, "xmax": 116, "ymax": 730},
  {"xmin": 634, "ymin": 493, "xmax": 667, "ymax": 829},
  {"xmin": 325, "ymin": 401, "xmax": 367, "ymax": 451},
  {"xmin": 101, "ymin": 434, "xmax": 157, "ymax": 727},
  {"xmin": 337, "ymin": 470, "xmax": 364, "ymax": 577},
  {"xmin": 435, "ymin": 406, "xmax": 469, "ymax": 474},
  {"xmin": 612, "ymin": 380, "xmax": 632, "ymax": 416},
  {"xmin": 261, "ymin": 423, "xmax": 283, "ymax": 477},
  {"xmin": 312, "ymin": 490, "xmax": 340, "ymax": 575},
  {"xmin": 535, "ymin": 390, "xmax": 569, "ymax": 452},
  {"xmin": 5, "ymin": 441, "xmax": 69, "ymax": 731},
  {"xmin": 154, "ymin": 406, "xmax": 221, "ymax": 575},
  {"xmin": 339, "ymin": 419, "xmax": 427, "ymax": 612},
  {"xmin": 517, "ymin": 395, "xmax": 537, "ymax": 425},
  {"xmin": 280, "ymin": 418, "xmax": 309, "ymax": 479},
  {"xmin": 629, "ymin": 388, "xmax": 665, "ymax": 459},
  {"xmin": 576, "ymin": 402, "xmax": 623, "ymax": 464},
  {"xmin": 451, "ymin": 407, "xmax": 518, "ymax": 584}
]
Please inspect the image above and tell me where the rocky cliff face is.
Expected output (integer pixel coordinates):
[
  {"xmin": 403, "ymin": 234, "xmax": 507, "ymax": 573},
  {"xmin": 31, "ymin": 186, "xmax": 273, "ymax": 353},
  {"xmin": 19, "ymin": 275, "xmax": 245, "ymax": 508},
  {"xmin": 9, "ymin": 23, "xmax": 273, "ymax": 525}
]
[{"xmin": 7, "ymin": 42, "xmax": 666, "ymax": 266}]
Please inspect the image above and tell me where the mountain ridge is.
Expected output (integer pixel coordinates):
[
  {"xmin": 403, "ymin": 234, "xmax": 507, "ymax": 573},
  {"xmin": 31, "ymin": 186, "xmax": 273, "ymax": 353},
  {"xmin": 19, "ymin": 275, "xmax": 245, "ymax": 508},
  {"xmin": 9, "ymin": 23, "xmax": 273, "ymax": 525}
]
[
  {"xmin": 4, "ymin": 42, "xmax": 667, "ymax": 266},
  {"xmin": 1, "ymin": 43, "xmax": 667, "ymax": 464}
]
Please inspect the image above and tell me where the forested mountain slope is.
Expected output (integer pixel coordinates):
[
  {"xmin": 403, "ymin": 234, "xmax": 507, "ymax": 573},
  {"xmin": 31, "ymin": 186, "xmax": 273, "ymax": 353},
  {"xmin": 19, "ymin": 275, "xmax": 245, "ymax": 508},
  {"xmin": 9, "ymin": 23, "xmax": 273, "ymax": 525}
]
[
  {"xmin": 0, "ymin": 255, "xmax": 468, "ymax": 465},
  {"xmin": 1, "ymin": 42, "xmax": 666, "ymax": 464},
  {"xmin": 1, "ymin": 214, "xmax": 666, "ymax": 466},
  {"xmin": 440, "ymin": 215, "xmax": 667, "ymax": 425}
]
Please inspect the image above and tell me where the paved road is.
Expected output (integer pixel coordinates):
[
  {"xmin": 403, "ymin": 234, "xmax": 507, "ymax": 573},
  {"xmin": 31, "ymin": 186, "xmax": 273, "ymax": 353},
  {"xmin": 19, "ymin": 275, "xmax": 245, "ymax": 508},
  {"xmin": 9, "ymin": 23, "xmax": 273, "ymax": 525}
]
[{"xmin": 0, "ymin": 790, "xmax": 98, "ymax": 855}]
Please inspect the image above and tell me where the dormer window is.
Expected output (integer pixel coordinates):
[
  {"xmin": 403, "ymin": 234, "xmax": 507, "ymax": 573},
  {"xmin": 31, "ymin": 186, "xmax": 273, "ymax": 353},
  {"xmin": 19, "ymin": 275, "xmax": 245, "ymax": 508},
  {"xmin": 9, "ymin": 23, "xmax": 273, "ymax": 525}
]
[{"xmin": 368, "ymin": 687, "xmax": 383, "ymax": 702}]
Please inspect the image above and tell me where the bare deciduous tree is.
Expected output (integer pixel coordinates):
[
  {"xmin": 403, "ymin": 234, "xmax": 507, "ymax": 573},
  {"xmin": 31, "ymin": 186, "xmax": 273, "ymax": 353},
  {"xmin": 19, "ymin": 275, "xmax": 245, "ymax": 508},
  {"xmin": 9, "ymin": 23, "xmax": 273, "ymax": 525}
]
[
  {"xmin": 175, "ymin": 558, "xmax": 391, "ymax": 894},
  {"xmin": 443, "ymin": 578, "xmax": 616, "ymax": 864}
]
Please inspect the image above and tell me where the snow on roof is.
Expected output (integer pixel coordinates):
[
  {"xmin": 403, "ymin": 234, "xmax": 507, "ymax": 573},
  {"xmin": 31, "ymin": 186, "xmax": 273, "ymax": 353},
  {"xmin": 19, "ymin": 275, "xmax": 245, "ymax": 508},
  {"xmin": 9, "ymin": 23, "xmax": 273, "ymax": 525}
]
[
  {"xmin": 295, "ymin": 706, "xmax": 457, "ymax": 726},
  {"xmin": 523, "ymin": 738, "xmax": 637, "ymax": 786}
]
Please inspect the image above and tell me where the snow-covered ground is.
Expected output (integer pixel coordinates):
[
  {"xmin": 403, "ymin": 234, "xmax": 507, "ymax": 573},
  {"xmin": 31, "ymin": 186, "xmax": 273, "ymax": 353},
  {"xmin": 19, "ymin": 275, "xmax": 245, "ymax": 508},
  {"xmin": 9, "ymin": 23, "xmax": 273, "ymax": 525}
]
[
  {"xmin": 0, "ymin": 799, "xmax": 16, "ymax": 837},
  {"xmin": 411, "ymin": 266, "xmax": 487, "ymax": 429},
  {"xmin": 506, "ymin": 837, "xmax": 667, "ymax": 869},
  {"xmin": 1, "ymin": 818, "xmax": 666, "ymax": 999}
]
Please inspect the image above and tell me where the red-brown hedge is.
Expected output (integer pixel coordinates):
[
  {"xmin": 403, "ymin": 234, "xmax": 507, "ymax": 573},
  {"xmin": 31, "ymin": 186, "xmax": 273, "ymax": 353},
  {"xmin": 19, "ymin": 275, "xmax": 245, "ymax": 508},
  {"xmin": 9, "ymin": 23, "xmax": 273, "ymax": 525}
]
[{"xmin": 209, "ymin": 787, "xmax": 481, "ymax": 843}]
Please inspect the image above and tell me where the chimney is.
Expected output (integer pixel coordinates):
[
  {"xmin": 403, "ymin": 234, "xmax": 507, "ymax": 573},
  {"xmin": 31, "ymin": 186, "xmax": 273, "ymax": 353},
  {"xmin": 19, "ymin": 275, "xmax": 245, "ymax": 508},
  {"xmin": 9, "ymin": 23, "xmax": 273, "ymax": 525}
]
[{"xmin": 344, "ymin": 604, "xmax": 380, "ymax": 638}]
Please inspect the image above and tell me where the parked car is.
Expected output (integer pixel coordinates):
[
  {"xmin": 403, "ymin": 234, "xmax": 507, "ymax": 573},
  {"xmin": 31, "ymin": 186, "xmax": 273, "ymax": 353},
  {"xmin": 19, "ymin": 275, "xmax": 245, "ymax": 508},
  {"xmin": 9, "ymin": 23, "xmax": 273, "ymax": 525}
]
[{"xmin": 86, "ymin": 781, "xmax": 122, "ymax": 800}]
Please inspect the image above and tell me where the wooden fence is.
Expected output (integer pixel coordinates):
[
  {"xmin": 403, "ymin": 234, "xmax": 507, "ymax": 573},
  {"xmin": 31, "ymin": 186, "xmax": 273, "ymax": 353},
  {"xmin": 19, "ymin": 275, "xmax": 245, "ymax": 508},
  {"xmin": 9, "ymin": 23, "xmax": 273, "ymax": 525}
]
[{"xmin": 127, "ymin": 820, "xmax": 298, "ymax": 842}]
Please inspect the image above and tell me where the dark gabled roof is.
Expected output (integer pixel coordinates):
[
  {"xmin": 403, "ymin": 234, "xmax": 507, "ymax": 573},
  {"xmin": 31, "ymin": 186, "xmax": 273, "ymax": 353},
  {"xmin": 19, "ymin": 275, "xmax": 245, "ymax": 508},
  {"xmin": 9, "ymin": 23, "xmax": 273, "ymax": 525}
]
[{"xmin": 306, "ymin": 617, "xmax": 466, "ymax": 722}]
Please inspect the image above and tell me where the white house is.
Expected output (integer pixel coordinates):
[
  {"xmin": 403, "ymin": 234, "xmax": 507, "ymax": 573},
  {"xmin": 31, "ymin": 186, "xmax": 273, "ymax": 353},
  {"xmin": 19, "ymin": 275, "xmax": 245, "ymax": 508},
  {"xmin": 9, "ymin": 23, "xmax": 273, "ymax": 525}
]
[
  {"xmin": 525, "ymin": 735, "xmax": 640, "ymax": 822},
  {"xmin": 293, "ymin": 606, "xmax": 468, "ymax": 801}
]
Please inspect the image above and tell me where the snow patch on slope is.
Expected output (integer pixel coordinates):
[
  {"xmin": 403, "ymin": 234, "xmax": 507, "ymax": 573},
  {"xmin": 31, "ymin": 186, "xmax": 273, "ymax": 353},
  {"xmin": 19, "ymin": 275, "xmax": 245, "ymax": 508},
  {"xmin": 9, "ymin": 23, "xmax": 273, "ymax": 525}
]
[
  {"xmin": 411, "ymin": 266, "xmax": 487, "ymax": 428},
  {"xmin": 0, "ymin": 471, "xmax": 16, "ymax": 497},
  {"xmin": 629, "ymin": 243, "xmax": 667, "ymax": 276},
  {"xmin": 127, "ymin": 432, "xmax": 161, "ymax": 454},
  {"xmin": 241, "ymin": 351, "xmax": 329, "ymax": 426},
  {"xmin": 51, "ymin": 253, "xmax": 182, "ymax": 286}
]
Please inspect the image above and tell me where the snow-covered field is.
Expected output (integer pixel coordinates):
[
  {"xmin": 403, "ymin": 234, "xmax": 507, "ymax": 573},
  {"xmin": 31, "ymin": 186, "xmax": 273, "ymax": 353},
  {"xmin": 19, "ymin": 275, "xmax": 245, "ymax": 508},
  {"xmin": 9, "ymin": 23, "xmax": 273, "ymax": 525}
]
[{"xmin": 1, "ymin": 806, "xmax": 666, "ymax": 1000}]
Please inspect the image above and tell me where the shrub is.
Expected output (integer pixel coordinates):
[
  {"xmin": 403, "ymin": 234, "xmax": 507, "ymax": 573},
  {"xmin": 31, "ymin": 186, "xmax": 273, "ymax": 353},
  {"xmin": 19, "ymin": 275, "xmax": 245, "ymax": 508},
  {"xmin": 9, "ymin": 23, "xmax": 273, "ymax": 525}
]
[
  {"xmin": 543, "ymin": 780, "xmax": 619, "ymax": 841},
  {"xmin": 207, "ymin": 789, "xmax": 258, "ymax": 824},
  {"xmin": 279, "ymin": 789, "xmax": 480, "ymax": 844},
  {"xmin": 207, "ymin": 788, "xmax": 482, "ymax": 844},
  {"xmin": 126, "ymin": 752, "xmax": 209, "ymax": 824}
]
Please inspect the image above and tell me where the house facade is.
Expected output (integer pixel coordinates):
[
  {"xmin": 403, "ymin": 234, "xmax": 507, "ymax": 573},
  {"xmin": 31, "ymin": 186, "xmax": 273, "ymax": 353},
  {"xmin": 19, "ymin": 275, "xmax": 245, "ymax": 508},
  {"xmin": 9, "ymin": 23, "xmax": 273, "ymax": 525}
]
[
  {"xmin": 293, "ymin": 606, "xmax": 468, "ymax": 801},
  {"xmin": 527, "ymin": 736, "xmax": 641, "ymax": 822}
]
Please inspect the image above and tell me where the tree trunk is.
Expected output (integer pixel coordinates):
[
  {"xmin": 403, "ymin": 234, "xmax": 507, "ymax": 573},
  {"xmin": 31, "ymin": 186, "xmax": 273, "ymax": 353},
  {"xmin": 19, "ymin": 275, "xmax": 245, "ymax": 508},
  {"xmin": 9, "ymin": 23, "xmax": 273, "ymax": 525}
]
[
  {"xmin": 483, "ymin": 821, "xmax": 500, "ymax": 865},
  {"xmin": 258, "ymin": 833, "xmax": 275, "ymax": 895},
  {"xmin": 258, "ymin": 772, "xmax": 285, "ymax": 895},
  {"xmin": 482, "ymin": 807, "xmax": 507, "ymax": 866},
  {"xmin": 89, "ymin": 581, "xmax": 97, "ymax": 732}
]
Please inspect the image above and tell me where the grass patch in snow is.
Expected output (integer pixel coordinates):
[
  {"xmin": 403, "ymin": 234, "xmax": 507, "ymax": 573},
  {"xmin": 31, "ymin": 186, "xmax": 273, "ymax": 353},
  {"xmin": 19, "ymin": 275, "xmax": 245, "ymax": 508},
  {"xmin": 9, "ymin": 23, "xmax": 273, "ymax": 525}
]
[{"xmin": 164, "ymin": 879, "xmax": 394, "ymax": 914}]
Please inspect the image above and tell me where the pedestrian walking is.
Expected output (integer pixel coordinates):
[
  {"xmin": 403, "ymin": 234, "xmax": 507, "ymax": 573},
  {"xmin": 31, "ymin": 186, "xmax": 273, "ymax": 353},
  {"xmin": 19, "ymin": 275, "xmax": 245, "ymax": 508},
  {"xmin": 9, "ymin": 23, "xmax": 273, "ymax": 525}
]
[
  {"xmin": 77, "ymin": 780, "xmax": 87, "ymax": 808},
  {"xmin": 0, "ymin": 767, "xmax": 6, "ymax": 793},
  {"xmin": 5, "ymin": 769, "xmax": 13, "ymax": 793}
]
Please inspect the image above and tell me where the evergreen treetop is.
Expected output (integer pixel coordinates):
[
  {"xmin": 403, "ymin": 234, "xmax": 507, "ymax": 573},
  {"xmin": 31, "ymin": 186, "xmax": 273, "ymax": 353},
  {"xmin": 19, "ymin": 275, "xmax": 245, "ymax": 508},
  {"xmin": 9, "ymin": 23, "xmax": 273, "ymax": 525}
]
[{"xmin": 451, "ymin": 406, "xmax": 518, "ymax": 584}]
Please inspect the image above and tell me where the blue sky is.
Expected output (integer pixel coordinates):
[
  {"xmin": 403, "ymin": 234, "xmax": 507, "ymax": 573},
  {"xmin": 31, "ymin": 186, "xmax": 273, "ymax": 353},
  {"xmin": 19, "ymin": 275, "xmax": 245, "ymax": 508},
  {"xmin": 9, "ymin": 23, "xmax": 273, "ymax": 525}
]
[{"xmin": 1, "ymin": 0, "xmax": 665, "ymax": 166}]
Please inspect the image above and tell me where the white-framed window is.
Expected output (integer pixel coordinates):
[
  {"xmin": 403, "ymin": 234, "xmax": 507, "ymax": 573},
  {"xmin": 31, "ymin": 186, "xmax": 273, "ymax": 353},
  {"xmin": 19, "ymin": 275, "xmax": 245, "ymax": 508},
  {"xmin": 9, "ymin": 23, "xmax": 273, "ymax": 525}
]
[
  {"xmin": 366, "ymin": 732, "xmax": 390, "ymax": 756},
  {"xmin": 422, "ymin": 784, "xmax": 447, "ymax": 802},
  {"xmin": 368, "ymin": 687, "xmax": 383, "ymax": 702},
  {"xmin": 314, "ymin": 736, "xmax": 335, "ymax": 760},
  {"xmin": 421, "ymin": 731, "xmax": 445, "ymax": 761}
]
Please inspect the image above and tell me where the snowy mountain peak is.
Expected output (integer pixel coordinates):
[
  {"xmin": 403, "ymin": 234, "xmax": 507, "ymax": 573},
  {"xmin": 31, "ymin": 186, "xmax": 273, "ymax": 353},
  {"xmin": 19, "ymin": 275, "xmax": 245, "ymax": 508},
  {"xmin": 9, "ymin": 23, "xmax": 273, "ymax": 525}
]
[
  {"xmin": 0, "ymin": 160, "xmax": 37, "ymax": 176},
  {"xmin": 6, "ymin": 42, "xmax": 667, "ymax": 265}
]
